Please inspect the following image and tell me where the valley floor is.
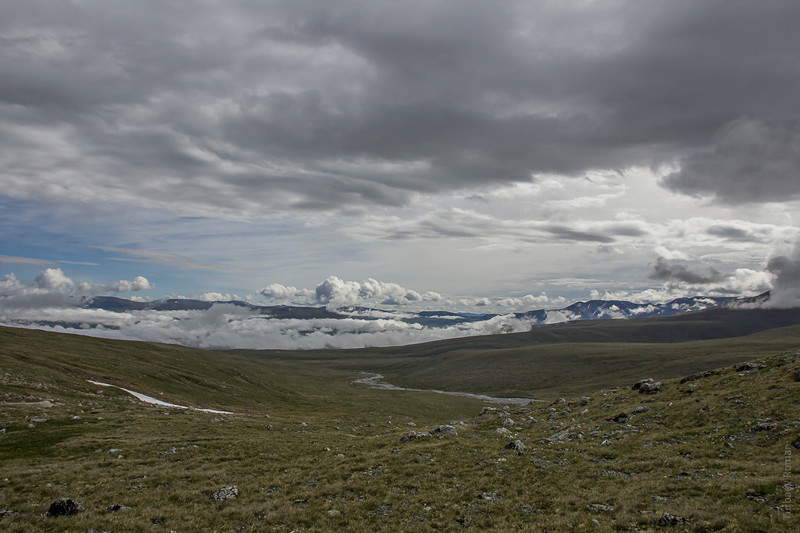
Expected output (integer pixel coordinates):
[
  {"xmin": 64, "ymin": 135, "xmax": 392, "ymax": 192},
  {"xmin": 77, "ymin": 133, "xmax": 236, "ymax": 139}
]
[{"xmin": 2, "ymin": 345, "xmax": 800, "ymax": 531}]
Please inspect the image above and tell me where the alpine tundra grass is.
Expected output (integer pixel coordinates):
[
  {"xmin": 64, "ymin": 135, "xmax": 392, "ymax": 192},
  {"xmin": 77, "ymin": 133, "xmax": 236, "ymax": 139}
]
[{"xmin": 1, "ymin": 323, "xmax": 799, "ymax": 531}]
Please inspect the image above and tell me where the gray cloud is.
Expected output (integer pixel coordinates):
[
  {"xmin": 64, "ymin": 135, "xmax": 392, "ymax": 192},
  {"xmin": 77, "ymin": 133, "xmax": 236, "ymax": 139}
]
[
  {"xmin": 765, "ymin": 247, "xmax": 800, "ymax": 308},
  {"xmin": 648, "ymin": 258, "xmax": 726, "ymax": 284},
  {"xmin": 663, "ymin": 118, "xmax": 800, "ymax": 204},
  {"xmin": 2, "ymin": 1, "xmax": 799, "ymax": 215}
]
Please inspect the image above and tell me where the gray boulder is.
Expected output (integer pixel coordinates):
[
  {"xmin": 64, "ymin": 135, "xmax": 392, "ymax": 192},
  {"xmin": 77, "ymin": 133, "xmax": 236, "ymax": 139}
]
[
  {"xmin": 430, "ymin": 424, "xmax": 458, "ymax": 437},
  {"xmin": 209, "ymin": 485, "xmax": 238, "ymax": 502},
  {"xmin": 505, "ymin": 439, "xmax": 527, "ymax": 452},
  {"xmin": 639, "ymin": 381, "xmax": 662, "ymax": 394}
]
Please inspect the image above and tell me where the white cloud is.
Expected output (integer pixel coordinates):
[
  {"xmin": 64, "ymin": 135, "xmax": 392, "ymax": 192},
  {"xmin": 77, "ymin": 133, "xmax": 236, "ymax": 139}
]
[
  {"xmin": 496, "ymin": 292, "xmax": 567, "ymax": 310},
  {"xmin": 1, "ymin": 305, "xmax": 538, "ymax": 350},
  {"xmin": 259, "ymin": 283, "xmax": 316, "ymax": 303},
  {"xmin": 0, "ymin": 268, "xmax": 155, "ymax": 309},
  {"xmin": 199, "ymin": 292, "xmax": 232, "ymax": 302}
]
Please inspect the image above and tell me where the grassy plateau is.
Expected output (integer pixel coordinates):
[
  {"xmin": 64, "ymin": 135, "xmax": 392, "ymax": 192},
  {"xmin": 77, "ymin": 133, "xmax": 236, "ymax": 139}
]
[{"xmin": 1, "ymin": 307, "xmax": 800, "ymax": 531}]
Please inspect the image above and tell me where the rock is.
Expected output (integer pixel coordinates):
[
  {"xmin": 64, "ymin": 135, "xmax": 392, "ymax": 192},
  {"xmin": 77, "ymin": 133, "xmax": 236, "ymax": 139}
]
[
  {"xmin": 609, "ymin": 412, "xmax": 628, "ymax": 424},
  {"xmin": 751, "ymin": 420, "xmax": 777, "ymax": 432},
  {"xmin": 208, "ymin": 485, "xmax": 238, "ymax": 502},
  {"xmin": 632, "ymin": 378, "xmax": 653, "ymax": 391},
  {"xmin": 106, "ymin": 503, "xmax": 129, "ymax": 512},
  {"xmin": 327, "ymin": 509, "xmax": 341, "ymax": 517},
  {"xmin": 430, "ymin": 425, "xmax": 458, "ymax": 437},
  {"xmin": 544, "ymin": 427, "xmax": 580, "ymax": 444},
  {"xmin": 502, "ymin": 418, "xmax": 515, "ymax": 428},
  {"xmin": 47, "ymin": 498, "xmax": 84, "ymax": 517},
  {"xmin": 736, "ymin": 362, "xmax": 759, "ymax": 372},
  {"xmin": 586, "ymin": 503, "xmax": 614, "ymax": 513},
  {"xmin": 679, "ymin": 370, "xmax": 719, "ymax": 383},
  {"xmin": 495, "ymin": 427, "xmax": 513, "ymax": 437},
  {"xmin": 599, "ymin": 439, "xmax": 612, "ymax": 446},
  {"xmin": 401, "ymin": 430, "xmax": 429, "ymax": 442},
  {"xmin": 639, "ymin": 381, "xmax": 662, "ymax": 394},
  {"xmin": 480, "ymin": 407, "xmax": 497, "ymax": 415},
  {"xmin": 579, "ymin": 396, "xmax": 590, "ymax": 406},
  {"xmin": 505, "ymin": 439, "xmax": 527, "ymax": 452},
  {"xmin": 632, "ymin": 406, "xmax": 651, "ymax": 414},
  {"xmin": 658, "ymin": 513, "xmax": 690, "ymax": 526},
  {"xmin": 551, "ymin": 398, "xmax": 566, "ymax": 405}
]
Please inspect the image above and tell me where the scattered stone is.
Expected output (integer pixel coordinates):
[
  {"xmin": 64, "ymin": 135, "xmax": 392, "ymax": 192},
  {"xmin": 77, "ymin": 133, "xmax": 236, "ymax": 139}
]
[
  {"xmin": 551, "ymin": 398, "xmax": 565, "ymax": 406},
  {"xmin": 639, "ymin": 381, "xmax": 662, "ymax": 394},
  {"xmin": 495, "ymin": 427, "xmax": 513, "ymax": 437},
  {"xmin": 401, "ymin": 431, "xmax": 429, "ymax": 442},
  {"xmin": 632, "ymin": 378, "xmax": 653, "ymax": 391},
  {"xmin": 586, "ymin": 503, "xmax": 614, "ymax": 513},
  {"xmin": 579, "ymin": 396, "xmax": 590, "ymax": 406},
  {"xmin": 502, "ymin": 418, "xmax": 515, "ymax": 428},
  {"xmin": 751, "ymin": 420, "xmax": 777, "ymax": 432},
  {"xmin": 544, "ymin": 427, "xmax": 581, "ymax": 444},
  {"xmin": 680, "ymin": 370, "xmax": 719, "ymax": 383},
  {"xmin": 505, "ymin": 439, "xmax": 527, "ymax": 453},
  {"xmin": 47, "ymin": 498, "xmax": 84, "ymax": 517},
  {"xmin": 480, "ymin": 407, "xmax": 497, "ymax": 415},
  {"xmin": 632, "ymin": 406, "xmax": 652, "ymax": 414},
  {"xmin": 746, "ymin": 491, "xmax": 766, "ymax": 502},
  {"xmin": 327, "ymin": 509, "xmax": 341, "ymax": 517},
  {"xmin": 478, "ymin": 492, "xmax": 500, "ymax": 501},
  {"xmin": 599, "ymin": 439, "xmax": 612, "ymax": 447},
  {"xmin": 658, "ymin": 512, "xmax": 690, "ymax": 526},
  {"xmin": 208, "ymin": 485, "xmax": 238, "ymax": 502},
  {"xmin": 429, "ymin": 425, "xmax": 458, "ymax": 437},
  {"xmin": 736, "ymin": 362, "xmax": 759, "ymax": 372},
  {"xmin": 609, "ymin": 412, "xmax": 628, "ymax": 424},
  {"xmin": 106, "ymin": 503, "xmax": 129, "ymax": 512}
]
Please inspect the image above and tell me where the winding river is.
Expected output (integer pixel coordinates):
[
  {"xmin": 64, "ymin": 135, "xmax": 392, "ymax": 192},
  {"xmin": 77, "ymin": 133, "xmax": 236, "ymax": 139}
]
[{"xmin": 352, "ymin": 373, "xmax": 537, "ymax": 405}]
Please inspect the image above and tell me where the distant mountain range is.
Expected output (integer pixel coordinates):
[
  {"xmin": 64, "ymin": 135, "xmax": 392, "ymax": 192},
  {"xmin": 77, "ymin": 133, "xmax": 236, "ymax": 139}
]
[{"xmin": 86, "ymin": 292, "xmax": 771, "ymax": 327}]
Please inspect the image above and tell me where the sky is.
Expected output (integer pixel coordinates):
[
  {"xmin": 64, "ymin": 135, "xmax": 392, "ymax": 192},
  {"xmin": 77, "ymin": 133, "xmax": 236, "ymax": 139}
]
[{"xmin": 2, "ymin": 0, "xmax": 800, "ymax": 331}]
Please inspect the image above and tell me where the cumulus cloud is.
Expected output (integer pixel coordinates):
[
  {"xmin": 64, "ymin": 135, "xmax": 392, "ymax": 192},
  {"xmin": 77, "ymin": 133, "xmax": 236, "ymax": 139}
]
[
  {"xmin": 496, "ymin": 293, "xmax": 568, "ymax": 310},
  {"xmin": 314, "ymin": 276, "xmax": 441, "ymax": 308},
  {"xmin": 260, "ymin": 276, "xmax": 442, "ymax": 309},
  {"xmin": 663, "ymin": 118, "xmax": 800, "ymax": 204},
  {"xmin": 0, "ymin": 268, "xmax": 154, "ymax": 309}
]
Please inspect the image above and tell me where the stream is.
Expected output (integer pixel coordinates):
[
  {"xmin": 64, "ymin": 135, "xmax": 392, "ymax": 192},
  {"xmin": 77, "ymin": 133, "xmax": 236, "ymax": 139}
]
[{"xmin": 352, "ymin": 373, "xmax": 538, "ymax": 405}]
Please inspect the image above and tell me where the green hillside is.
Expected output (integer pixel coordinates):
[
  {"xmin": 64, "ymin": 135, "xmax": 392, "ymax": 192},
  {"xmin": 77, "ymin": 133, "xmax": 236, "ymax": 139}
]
[{"xmin": 1, "ymin": 310, "xmax": 800, "ymax": 531}]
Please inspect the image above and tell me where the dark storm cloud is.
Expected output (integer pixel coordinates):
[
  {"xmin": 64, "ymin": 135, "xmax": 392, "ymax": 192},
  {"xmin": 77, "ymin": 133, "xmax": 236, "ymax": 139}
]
[
  {"xmin": 648, "ymin": 258, "xmax": 726, "ymax": 285},
  {"xmin": 765, "ymin": 246, "xmax": 800, "ymax": 308},
  {"xmin": 662, "ymin": 118, "xmax": 800, "ymax": 204},
  {"xmin": 2, "ymin": 1, "xmax": 800, "ymax": 214}
]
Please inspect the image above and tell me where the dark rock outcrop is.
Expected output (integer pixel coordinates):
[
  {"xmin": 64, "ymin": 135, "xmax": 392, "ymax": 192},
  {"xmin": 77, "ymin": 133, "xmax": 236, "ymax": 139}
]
[{"xmin": 47, "ymin": 498, "xmax": 84, "ymax": 517}]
